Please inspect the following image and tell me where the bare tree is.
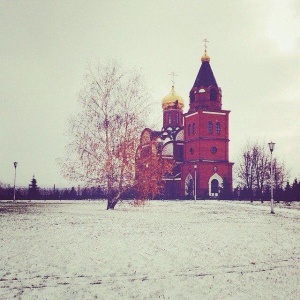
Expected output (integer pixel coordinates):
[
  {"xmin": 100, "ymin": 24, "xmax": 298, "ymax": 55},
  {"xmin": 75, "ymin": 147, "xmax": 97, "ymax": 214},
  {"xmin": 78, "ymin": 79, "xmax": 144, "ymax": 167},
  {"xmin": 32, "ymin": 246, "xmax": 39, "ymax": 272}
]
[
  {"xmin": 135, "ymin": 143, "xmax": 174, "ymax": 202},
  {"xmin": 253, "ymin": 144, "xmax": 269, "ymax": 198},
  {"xmin": 235, "ymin": 141, "xmax": 289, "ymax": 200},
  {"xmin": 58, "ymin": 60, "xmax": 150, "ymax": 209},
  {"xmin": 271, "ymin": 158, "xmax": 290, "ymax": 191},
  {"xmin": 236, "ymin": 142, "xmax": 262, "ymax": 198}
]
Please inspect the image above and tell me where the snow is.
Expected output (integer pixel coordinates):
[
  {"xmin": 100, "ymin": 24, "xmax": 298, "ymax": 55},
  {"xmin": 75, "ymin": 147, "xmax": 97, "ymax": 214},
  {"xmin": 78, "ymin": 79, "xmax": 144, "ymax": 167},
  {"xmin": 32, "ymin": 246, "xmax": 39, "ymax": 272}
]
[{"xmin": 1, "ymin": 200, "xmax": 299, "ymax": 299}]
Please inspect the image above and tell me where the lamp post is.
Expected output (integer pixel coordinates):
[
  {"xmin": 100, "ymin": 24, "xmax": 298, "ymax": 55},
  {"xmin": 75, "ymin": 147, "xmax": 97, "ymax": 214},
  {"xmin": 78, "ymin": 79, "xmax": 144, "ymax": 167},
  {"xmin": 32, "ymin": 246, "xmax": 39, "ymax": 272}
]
[
  {"xmin": 13, "ymin": 162, "xmax": 18, "ymax": 202},
  {"xmin": 268, "ymin": 142, "xmax": 275, "ymax": 214},
  {"xmin": 237, "ymin": 185, "xmax": 241, "ymax": 200},
  {"xmin": 194, "ymin": 164, "xmax": 197, "ymax": 201}
]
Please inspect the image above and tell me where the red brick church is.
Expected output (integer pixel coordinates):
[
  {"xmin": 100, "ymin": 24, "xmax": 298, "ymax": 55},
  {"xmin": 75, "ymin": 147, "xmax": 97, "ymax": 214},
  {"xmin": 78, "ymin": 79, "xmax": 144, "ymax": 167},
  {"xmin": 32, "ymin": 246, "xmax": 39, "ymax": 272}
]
[{"xmin": 136, "ymin": 47, "xmax": 233, "ymax": 199}]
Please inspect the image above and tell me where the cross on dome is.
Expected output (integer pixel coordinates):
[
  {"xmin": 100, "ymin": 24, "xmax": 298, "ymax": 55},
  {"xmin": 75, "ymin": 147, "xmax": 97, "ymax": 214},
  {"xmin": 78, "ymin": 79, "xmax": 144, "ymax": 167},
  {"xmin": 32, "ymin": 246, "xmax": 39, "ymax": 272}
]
[
  {"xmin": 203, "ymin": 38, "xmax": 209, "ymax": 51},
  {"xmin": 201, "ymin": 38, "xmax": 210, "ymax": 62},
  {"xmin": 168, "ymin": 71, "xmax": 178, "ymax": 86}
]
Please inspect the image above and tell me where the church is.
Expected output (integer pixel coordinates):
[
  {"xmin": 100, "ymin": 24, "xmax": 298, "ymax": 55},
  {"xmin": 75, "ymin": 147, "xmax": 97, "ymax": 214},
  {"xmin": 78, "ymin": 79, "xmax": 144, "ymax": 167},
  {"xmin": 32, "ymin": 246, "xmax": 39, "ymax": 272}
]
[{"xmin": 136, "ymin": 46, "xmax": 233, "ymax": 199}]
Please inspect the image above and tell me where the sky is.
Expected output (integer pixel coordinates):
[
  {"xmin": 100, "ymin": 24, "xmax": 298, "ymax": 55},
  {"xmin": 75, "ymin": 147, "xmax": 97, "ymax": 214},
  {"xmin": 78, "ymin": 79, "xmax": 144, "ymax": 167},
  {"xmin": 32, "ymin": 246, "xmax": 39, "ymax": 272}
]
[{"xmin": 1, "ymin": 0, "xmax": 300, "ymax": 188}]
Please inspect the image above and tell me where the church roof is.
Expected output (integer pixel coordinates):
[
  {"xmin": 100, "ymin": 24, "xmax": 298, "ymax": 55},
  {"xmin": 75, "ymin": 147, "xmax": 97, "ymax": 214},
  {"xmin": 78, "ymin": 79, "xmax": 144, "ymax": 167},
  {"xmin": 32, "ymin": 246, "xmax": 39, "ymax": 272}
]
[{"xmin": 192, "ymin": 60, "xmax": 218, "ymax": 89}]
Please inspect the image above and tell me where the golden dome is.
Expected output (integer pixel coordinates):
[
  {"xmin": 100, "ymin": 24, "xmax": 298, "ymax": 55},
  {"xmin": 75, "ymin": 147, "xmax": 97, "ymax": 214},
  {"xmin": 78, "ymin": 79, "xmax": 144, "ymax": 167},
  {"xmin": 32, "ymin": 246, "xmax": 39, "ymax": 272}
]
[
  {"xmin": 201, "ymin": 50, "xmax": 210, "ymax": 62},
  {"xmin": 161, "ymin": 86, "xmax": 184, "ymax": 109}
]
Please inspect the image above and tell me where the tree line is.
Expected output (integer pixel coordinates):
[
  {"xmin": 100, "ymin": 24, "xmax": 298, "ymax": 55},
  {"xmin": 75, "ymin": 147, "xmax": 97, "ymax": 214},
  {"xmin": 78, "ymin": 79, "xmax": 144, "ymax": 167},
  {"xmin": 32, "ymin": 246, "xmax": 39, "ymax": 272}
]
[
  {"xmin": 0, "ymin": 184, "xmax": 106, "ymax": 201},
  {"xmin": 234, "ymin": 141, "xmax": 299, "ymax": 202},
  {"xmin": 0, "ymin": 175, "xmax": 107, "ymax": 200},
  {"xmin": 233, "ymin": 178, "xmax": 300, "ymax": 203}
]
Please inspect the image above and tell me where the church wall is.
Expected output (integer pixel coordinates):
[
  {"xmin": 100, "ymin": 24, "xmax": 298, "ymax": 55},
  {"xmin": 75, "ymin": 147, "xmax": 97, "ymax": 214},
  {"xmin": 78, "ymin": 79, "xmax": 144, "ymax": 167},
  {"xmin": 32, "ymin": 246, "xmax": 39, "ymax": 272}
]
[
  {"xmin": 184, "ymin": 113, "xmax": 199, "ymax": 162},
  {"xmin": 184, "ymin": 140, "xmax": 198, "ymax": 162},
  {"xmin": 184, "ymin": 113, "xmax": 199, "ymax": 138},
  {"xmin": 184, "ymin": 110, "xmax": 230, "ymax": 162},
  {"xmin": 163, "ymin": 109, "xmax": 183, "ymax": 128},
  {"xmin": 198, "ymin": 111, "xmax": 229, "ymax": 138},
  {"xmin": 181, "ymin": 161, "xmax": 233, "ymax": 198},
  {"xmin": 179, "ymin": 107, "xmax": 232, "ymax": 199},
  {"xmin": 164, "ymin": 179, "xmax": 181, "ymax": 199},
  {"xmin": 198, "ymin": 139, "xmax": 228, "ymax": 161}
]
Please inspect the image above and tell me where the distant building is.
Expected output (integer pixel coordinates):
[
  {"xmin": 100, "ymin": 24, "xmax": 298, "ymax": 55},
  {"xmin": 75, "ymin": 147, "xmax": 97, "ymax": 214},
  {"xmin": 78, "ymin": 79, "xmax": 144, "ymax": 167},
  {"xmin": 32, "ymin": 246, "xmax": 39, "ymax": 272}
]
[{"xmin": 136, "ymin": 48, "xmax": 233, "ymax": 199}]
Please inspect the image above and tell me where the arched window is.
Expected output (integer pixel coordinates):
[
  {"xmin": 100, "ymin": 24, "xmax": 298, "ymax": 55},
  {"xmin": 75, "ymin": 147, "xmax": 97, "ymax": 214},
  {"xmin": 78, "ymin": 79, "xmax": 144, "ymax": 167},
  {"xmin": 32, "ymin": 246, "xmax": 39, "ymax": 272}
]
[
  {"xmin": 210, "ymin": 89, "xmax": 217, "ymax": 101},
  {"xmin": 216, "ymin": 122, "xmax": 220, "ymax": 134},
  {"xmin": 168, "ymin": 112, "xmax": 172, "ymax": 124},
  {"xmin": 176, "ymin": 112, "xmax": 179, "ymax": 124},
  {"xmin": 192, "ymin": 123, "xmax": 195, "ymax": 134},
  {"xmin": 188, "ymin": 124, "xmax": 191, "ymax": 135},
  {"xmin": 208, "ymin": 121, "xmax": 213, "ymax": 134},
  {"xmin": 185, "ymin": 173, "xmax": 194, "ymax": 198},
  {"xmin": 211, "ymin": 179, "xmax": 219, "ymax": 193}
]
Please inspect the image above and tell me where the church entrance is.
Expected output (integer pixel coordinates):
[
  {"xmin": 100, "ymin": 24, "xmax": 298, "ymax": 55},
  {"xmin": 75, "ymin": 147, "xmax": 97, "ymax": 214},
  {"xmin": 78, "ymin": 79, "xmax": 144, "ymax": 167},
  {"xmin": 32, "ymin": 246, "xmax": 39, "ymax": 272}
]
[
  {"xmin": 208, "ymin": 173, "xmax": 223, "ymax": 198},
  {"xmin": 211, "ymin": 179, "xmax": 219, "ymax": 197},
  {"xmin": 185, "ymin": 173, "xmax": 194, "ymax": 199}
]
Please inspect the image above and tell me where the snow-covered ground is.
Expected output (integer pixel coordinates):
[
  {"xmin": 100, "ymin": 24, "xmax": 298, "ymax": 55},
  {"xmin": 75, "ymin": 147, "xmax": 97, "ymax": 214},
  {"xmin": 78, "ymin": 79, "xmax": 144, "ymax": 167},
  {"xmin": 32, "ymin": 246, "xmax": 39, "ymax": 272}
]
[{"xmin": 1, "ymin": 200, "xmax": 299, "ymax": 299}]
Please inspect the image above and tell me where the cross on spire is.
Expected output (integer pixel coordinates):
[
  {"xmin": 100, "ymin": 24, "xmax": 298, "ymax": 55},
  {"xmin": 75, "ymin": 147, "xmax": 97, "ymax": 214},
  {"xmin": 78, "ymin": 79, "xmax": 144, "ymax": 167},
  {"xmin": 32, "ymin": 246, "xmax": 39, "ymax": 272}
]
[
  {"xmin": 168, "ymin": 71, "xmax": 178, "ymax": 86},
  {"xmin": 203, "ymin": 38, "xmax": 209, "ymax": 52}
]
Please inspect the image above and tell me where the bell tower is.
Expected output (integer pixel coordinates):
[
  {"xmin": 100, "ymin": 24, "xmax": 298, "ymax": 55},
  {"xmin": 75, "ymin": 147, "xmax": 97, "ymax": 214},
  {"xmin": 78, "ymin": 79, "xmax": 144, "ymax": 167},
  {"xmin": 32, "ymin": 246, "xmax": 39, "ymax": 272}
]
[
  {"xmin": 182, "ymin": 40, "xmax": 233, "ymax": 198},
  {"xmin": 189, "ymin": 40, "xmax": 222, "ymax": 112}
]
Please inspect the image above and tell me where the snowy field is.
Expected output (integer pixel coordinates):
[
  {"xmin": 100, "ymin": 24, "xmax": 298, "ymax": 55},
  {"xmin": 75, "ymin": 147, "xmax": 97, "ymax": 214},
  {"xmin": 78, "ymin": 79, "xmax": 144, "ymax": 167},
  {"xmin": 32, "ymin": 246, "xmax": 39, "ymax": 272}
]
[{"xmin": 0, "ymin": 200, "xmax": 299, "ymax": 300}]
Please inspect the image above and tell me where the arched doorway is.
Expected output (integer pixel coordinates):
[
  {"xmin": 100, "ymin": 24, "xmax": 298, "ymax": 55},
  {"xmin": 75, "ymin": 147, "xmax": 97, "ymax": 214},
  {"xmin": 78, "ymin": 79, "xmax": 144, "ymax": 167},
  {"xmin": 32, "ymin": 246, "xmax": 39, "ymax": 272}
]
[
  {"xmin": 208, "ymin": 173, "xmax": 223, "ymax": 198},
  {"xmin": 185, "ymin": 173, "xmax": 194, "ymax": 199},
  {"xmin": 211, "ymin": 179, "xmax": 219, "ymax": 196}
]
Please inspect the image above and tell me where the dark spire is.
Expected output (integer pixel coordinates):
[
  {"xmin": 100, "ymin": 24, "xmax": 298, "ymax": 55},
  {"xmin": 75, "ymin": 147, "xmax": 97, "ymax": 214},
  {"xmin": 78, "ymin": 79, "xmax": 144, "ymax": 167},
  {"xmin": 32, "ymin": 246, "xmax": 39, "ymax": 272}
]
[
  {"xmin": 192, "ymin": 40, "xmax": 218, "ymax": 89},
  {"xmin": 189, "ymin": 45, "xmax": 222, "ymax": 112},
  {"xmin": 192, "ymin": 61, "xmax": 218, "ymax": 88}
]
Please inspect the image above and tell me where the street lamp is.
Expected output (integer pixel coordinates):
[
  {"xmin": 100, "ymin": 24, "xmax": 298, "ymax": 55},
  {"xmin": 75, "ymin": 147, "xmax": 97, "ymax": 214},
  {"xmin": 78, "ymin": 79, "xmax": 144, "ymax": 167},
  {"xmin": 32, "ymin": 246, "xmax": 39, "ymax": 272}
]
[
  {"xmin": 237, "ymin": 185, "xmax": 241, "ymax": 200},
  {"xmin": 194, "ymin": 164, "xmax": 197, "ymax": 201},
  {"xmin": 13, "ymin": 162, "xmax": 18, "ymax": 201},
  {"xmin": 268, "ymin": 142, "xmax": 275, "ymax": 214}
]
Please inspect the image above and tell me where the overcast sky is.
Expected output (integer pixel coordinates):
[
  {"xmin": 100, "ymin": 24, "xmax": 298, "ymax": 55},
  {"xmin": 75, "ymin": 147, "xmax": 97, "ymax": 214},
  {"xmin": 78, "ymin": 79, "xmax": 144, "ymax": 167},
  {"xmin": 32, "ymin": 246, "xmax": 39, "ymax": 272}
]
[{"xmin": 1, "ymin": 0, "xmax": 300, "ymax": 188}]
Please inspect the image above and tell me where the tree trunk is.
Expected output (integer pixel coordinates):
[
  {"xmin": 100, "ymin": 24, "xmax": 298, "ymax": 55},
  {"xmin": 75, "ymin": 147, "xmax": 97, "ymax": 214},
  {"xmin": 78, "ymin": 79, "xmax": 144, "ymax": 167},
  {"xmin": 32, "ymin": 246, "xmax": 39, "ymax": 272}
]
[
  {"xmin": 106, "ymin": 195, "xmax": 119, "ymax": 210},
  {"xmin": 106, "ymin": 198, "xmax": 112, "ymax": 210}
]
